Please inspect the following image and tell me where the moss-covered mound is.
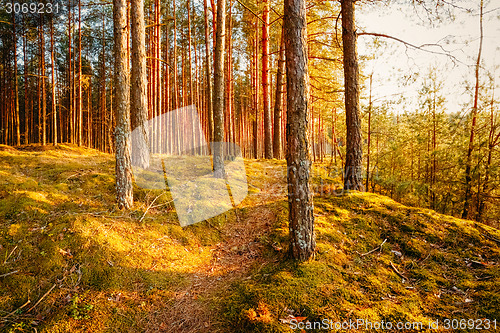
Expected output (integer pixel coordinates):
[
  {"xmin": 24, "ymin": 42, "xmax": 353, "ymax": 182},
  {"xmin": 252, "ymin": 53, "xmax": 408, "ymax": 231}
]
[{"xmin": 221, "ymin": 181, "xmax": 500, "ymax": 332}]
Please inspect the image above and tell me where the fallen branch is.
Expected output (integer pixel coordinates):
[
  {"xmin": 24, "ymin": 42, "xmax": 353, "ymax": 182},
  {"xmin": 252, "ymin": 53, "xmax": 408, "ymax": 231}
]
[
  {"xmin": 390, "ymin": 261, "xmax": 407, "ymax": 281},
  {"xmin": 360, "ymin": 239, "xmax": 387, "ymax": 256},
  {"xmin": 0, "ymin": 270, "xmax": 19, "ymax": 278},
  {"xmin": 27, "ymin": 284, "xmax": 56, "ymax": 313}
]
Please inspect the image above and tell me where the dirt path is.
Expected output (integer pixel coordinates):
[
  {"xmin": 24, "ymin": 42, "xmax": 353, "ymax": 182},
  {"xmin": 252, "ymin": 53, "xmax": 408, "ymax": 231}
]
[{"xmin": 145, "ymin": 168, "xmax": 285, "ymax": 333}]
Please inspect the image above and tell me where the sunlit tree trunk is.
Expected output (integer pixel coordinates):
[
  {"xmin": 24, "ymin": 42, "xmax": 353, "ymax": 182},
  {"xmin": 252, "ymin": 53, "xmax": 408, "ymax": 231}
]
[
  {"xmin": 252, "ymin": 21, "xmax": 258, "ymax": 159},
  {"xmin": 213, "ymin": 0, "xmax": 226, "ymax": 178},
  {"xmin": 284, "ymin": 0, "xmax": 315, "ymax": 261},
  {"xmin": 78, "ymin": 0, "xmax": 83, "ymax": 146},
  {"xmin": 40, "ymin": 16, "xmax": 47, "ymax": 146},
  {"xmin": 67, "ymin": 0, "xmax": 73, "ymax": 143},
  {"xmin": 203, "ymin": 0, "xmax": 214, "ymax": 143},
  {"xmin": 262, "ymin": 0, "xmax": 272, "ymax": 158},
  {"xmin": 12, "ymin": 12, "xmax": 20, "ymax": 145},
  {"xmin": 50, "ymin": 12, "xmax": 57, "ymax": 146},
  {"xmin": 366, "ymin": 75, "xmax": 372, "ymax": 191},
  {"xmin": 273, "ymin": 25, "xmax": 285, "ymax": 159},
  {"xmin": 341, "ymin": 0, "xmax": 363, "ymax": 191},
  {"xmin": 131, "ymin": 0, "xmax": 149, "ymax": 168},
  {"xmin": 113, "ymin": 0, "xmax": 133, "ymax": 209},
  {"xmin": 23, "ymin": 17, "xmax": 29, "ymax": 144}
]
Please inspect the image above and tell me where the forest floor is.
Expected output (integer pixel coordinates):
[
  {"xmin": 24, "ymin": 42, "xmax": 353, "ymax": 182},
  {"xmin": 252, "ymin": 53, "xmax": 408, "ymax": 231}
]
[{"xmin": 0, "ymin": 144, "xmax": 499, "ymax": 333}]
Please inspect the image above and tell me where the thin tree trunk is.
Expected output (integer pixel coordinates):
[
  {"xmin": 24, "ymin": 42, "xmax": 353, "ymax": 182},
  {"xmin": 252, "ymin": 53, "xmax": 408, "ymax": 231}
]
[
  {"xmin": 341, "ymin": 0, "xmax": 363, "ymax": 191},
  {"xmin": 284, "ymin": 0, "xmax": 315, "ymax": 261},
  {"xmin": 213, "ymin": 0, "xmax": 226, "ymax": 177},
  {"xmin": 78, "ymin": 0, "xmax": 83, "ymax": 146},
  {"xmin": 273, "ymin": 25, "xmax": 285, "ymax": 159},
  {"xmin": 23, "ymin": 17, "xmax": 28, "ymax": 144},
  {"xmin": 131, "ymin": 0, "xmax": 150, "ymax": 168},
  {"xmin": 50, "ymin": 11, "xmax": 57, "ymax": 146},
  {"xmin": 101, "ymin": 10, "xmax": 107, "ymax": 152},
  {"xmin": 366, "ymin": 74, "xmax": 372, "ymax": 191},
  {"xmin": 262, "ymin": 0, "xmax": 272, "ymax": 158},
  {"xmin": 40, "ymin": 16, "xmax": 47, "ymax": 146},
  {"xmin": 203, "ymin": 0, "xmax": 214, "ymax": 143},
  {"xmin": 12, "ymin": 12, "xmax": 20, "ymax": 145},
  {"xmin": 253, "ymin": 22, "xmax": 258, "ymax": 159},
  {"xmin": 68, "ymin": 0, "xmax": 73, "ymax": 143}
]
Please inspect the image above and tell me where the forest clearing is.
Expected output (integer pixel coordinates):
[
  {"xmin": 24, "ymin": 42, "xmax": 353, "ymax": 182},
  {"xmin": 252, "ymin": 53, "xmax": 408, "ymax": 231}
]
[{"xmin": 1, "ymin": 0, "xmax": 500, "ymax": 331}]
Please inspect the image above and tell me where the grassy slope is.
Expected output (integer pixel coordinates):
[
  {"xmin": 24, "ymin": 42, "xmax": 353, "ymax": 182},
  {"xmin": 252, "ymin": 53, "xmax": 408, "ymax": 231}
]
[{"xmin": 0, "ymin": 145, "xmax": 498, "ymax": 332}]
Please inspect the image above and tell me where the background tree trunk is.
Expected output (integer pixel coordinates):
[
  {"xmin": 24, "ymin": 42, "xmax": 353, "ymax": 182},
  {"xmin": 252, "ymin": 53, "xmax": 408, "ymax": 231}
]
[
  {"xmin": 131, "ymin": 0, "xmax": 150, "ymax": 169},
  {"xmin": 213, "ymin": 0, "xmax": 226, "ymax": 178},
  {"xmin": 50, "ymin": 12, "xmax": 57, "ymax": 146},
  {"xmin": 262, "ymin": 0, "xmax": 272, "ymax": 159},
  {"xmin": 273, "ymin": 25, "xmax": 285, "ymax": 159},
  {"xmin": 203, "ymin": 0, "xmax": 214, "ymax": 143},
  {"xmin": 284, "ymin": 0, "xmax": 315, "ymax": 261}
]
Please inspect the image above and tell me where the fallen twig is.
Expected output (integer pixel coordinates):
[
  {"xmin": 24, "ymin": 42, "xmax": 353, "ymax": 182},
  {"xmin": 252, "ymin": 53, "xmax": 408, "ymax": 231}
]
[
  {"xmin": 27, "ymin": 284, "xmax": 56, "ymax": 313},
  {"xmin": 139, "ymin": 192, "xmax": 167, "ymax": 223},
  {"xmin": 390, "ymin": 261, "xmax": 407, "ymax": 281},
  {"xmin": 0, "ymin": 270, "xmax": 18, "ymax": 278},
  {"xmin": 361, "ymin": 239, "xmax": 387, "ymax": 256}
]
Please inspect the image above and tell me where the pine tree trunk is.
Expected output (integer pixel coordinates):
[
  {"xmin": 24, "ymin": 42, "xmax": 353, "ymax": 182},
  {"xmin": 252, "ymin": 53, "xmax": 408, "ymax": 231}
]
[
  {"xmin": 68, "ymin": 0, "xmax": 73, "ymax": 143},
  {"xmin": 12, "ymin": 12, "xmax": 20, "ymax": 145},
  {"xmin": 50, "ymin": 13, "xmax": 57, "ymax": 146},
  {"xmin": 284, "ymin": 0, "xmax": 315, "ymax": 261},
  {"xmin": 131, "ymin": 0, "xmax": 150, "ymax": 168},
  {"xmin": 113, "ymin": 0, "xmax": 133, "ymax": 209},
  {"xmin": 366, "ymin": 75, "xmax": 372, "ymax": 191},
  {"xmin": 40, "ymin": 16, "xmax": 47, "ymax": 146},
  {"xmin": 78, "ymin": 0, "xmax": 83, "ymax": 146},
  {"xmin": 252, "ymin": 22, "xmax": 258, "ymax": 159},
  {"xmin": 203, "ymin": 0, "xmax": 214, "ymax": 143},
  {"xmin": 101, "ymin": 11, "xmax": 107, "ymax": 152},
  {"xmin": 23, "ymin": 17, "xmax": 29, "ymax": 144},
  {"xmin": 341, "ymin": 0, "xmax": 363, "ymax": 191},
  {"xmin": 212, "ymin": 0, "xmax": 226, "ymax": 178},
  {"xmin": 262, "ymin": 0, "xmax": 272, "ymax": 159},
  {"xmin": 273, "ymin": 25, "xmax": 285, "ymax": 159}
]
